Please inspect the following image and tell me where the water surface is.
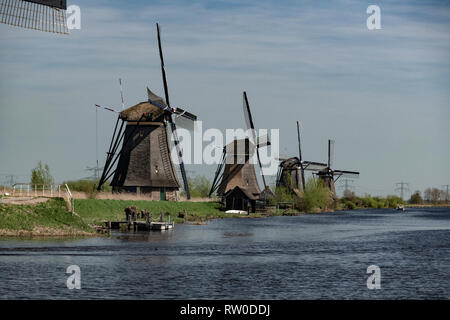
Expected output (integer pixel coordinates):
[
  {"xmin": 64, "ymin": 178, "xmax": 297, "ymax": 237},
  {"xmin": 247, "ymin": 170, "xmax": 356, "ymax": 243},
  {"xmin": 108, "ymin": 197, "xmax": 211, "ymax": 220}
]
[{"xmin": 0, "ymin": 207, "xmax": 449, "ymax": 299}]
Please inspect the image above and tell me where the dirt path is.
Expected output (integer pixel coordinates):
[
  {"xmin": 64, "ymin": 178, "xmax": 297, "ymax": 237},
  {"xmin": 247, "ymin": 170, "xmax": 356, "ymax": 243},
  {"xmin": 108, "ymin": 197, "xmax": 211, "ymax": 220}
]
[{"xmin": 0, "ymin": 197, "xmax": 50, "ymax": 205}]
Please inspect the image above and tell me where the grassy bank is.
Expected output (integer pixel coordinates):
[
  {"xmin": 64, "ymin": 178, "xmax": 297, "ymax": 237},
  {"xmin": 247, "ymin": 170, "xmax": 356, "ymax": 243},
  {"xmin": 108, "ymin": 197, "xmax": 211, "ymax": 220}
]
[
  {"xmin": 339, "ymin": 195, "xmax": 404, "ymax": 210},
  {"xmin": 0, "ymin": 198, "xmax": 96, "ymax": 237},
  {"xmin": 74, "ymin": 199, "xmax": 255, "ymax": 225}
]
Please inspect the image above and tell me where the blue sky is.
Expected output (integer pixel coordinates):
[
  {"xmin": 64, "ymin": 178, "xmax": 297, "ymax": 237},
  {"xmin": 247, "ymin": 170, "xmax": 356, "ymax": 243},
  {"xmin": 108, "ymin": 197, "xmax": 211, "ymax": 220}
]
[{"xmin": 0, "ymin": 0, "xmax": 449, "ymax": 197}]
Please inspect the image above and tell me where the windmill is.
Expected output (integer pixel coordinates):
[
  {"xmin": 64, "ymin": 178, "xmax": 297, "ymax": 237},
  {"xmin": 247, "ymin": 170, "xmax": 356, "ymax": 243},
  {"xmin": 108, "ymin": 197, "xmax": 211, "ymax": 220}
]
[
  {"xmin": 0, "ymin": 0, "xmax": 68, "ymax": 34},
  {"xmin": 208, "ymin": 91, "xmax": 270, "ymax": 212},
  {"xmin": 315, "ymin": 139, "xmax": 359, "ymax": 197},
  {"xmin": 96, "ymin": 23, "xmax": 197, "ymax": 200},
  {"xmin": 276, "ymin": 121, "xmax": 328, "ymax": 195}
]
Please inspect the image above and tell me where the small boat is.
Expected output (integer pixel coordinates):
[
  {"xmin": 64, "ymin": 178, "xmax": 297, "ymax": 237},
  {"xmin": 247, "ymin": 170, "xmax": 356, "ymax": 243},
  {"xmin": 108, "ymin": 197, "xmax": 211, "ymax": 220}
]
[
  {"xmin": 396, "ymin": 205, "xmax": 405, "ymax": 211},
  {"xmin": 225, "ymin": 210, "xmax": 248, "ymax": 215}
]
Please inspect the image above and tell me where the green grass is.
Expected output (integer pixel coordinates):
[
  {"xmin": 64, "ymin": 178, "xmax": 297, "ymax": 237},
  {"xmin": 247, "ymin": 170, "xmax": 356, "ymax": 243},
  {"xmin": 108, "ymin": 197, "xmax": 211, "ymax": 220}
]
[
  {"xmin": 0, "ymin": 198, "xmax": 94, "ymax": 235},
  {"xmin": 74, "ymin": 199, "xmax": 234, "ymax": 225}
]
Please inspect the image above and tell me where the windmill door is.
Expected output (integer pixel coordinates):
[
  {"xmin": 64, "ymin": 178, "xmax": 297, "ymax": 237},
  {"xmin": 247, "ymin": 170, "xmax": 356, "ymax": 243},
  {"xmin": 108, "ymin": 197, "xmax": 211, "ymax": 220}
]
[{"xmin": 160, "ymin": 187, "xmax": 166, "ymax": 201}]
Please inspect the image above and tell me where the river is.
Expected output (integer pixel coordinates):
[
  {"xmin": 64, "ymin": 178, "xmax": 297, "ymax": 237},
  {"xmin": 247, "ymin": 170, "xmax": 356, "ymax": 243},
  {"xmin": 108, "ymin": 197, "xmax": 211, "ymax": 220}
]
[{"xmin": 0, "ymin": 207, "xmax": 449, "ymax": 299}]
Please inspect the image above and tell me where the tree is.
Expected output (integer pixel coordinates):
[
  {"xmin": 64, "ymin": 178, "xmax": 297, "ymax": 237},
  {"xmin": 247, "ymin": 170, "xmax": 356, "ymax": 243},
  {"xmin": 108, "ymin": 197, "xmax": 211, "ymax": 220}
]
[
  {"xmin": 408, "ymin": 190, "xmax": 423, "ymax": 204},
  {"xmin": 431, "ymin": 188, "xmax": 441, "ymax": 203},
  {"xmin": 440, "ymin": 189, "xmax": 449, "ymax": 203},
  {"xmin": 424, "ymin": 188, "xmax": 432, "ymax": 203},
  {"xmin": 187, "ymin": 175, "xmax": 212, "ymax": 198},
  {"xmin": 31, "ymin": 161, "xmax": 54, "ymax": 186}
]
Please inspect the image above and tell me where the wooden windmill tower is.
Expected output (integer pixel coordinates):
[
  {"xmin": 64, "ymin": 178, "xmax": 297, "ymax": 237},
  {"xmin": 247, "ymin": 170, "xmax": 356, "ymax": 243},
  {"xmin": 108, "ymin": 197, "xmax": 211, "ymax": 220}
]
[
  {"xmin": 96, "ymin": 24, "xmax": 197, "ymax": 200},
  {"xmin": 315, "ymin": 139, "xmax": 359, "ymax": 197},
  {"xmin": 208, "ymin": 92, "xmax": 270, "ymax": 212},
  {"xmin": 276, "ymin": 121, "xmax": 328, "ymax": 195}
]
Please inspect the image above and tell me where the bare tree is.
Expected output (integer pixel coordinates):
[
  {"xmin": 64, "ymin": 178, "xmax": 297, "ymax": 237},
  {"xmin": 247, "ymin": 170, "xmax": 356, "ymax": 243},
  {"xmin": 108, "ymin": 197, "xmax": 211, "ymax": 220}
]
[
  {"xmin": 424, "ymin": 188, "xmax": 432, "ymax": 203},
  {"xmin": 431, "ymin": 188, "xmax": 441, "ymax": 203}
]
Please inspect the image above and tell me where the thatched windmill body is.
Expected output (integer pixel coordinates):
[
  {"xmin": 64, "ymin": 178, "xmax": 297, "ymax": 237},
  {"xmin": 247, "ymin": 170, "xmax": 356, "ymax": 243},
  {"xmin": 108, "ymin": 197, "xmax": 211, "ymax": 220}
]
[
  {"xmin": 209, "ymin": 92, "xmax": 270, "ymax": 212},
  {"xmin": 96, "ymin": 24, "xmax": 196, "ymax": 200}
]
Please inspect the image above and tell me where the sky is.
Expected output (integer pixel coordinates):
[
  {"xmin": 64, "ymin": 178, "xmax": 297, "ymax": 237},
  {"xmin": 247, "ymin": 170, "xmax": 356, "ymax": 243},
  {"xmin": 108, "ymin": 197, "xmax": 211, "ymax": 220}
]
[{"xmin": 0, "ymin": 0, "xmax": 449, "ymax": 198}]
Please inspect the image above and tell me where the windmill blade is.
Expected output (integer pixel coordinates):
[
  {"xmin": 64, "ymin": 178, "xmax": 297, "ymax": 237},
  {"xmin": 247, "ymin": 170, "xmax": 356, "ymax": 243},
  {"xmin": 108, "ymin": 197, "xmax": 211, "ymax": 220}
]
[
  {"xmin": 156, "ymin": 23, "xmax": 191, "ymax": 199},
  {"xmin": 147, "ymin": 86, "xmax": 167, "ymax": 106},
  {"xmin": 297, "ymin": 121, "xmax": 303, "ymax": 162},
  {"xmin": 302, "ymin": 161, "xmax": 328, "ymax": 172},
  {"xmin": 169, "ymin": 118, "xmax": 191, "ymax": 199},
  {"xmin": 119, "ymin": 78, "xmax": 125, "ymax": 109},
  {"xmin": 95, "ymin": 104, "xmax": 120, "ymax": 114},
  {"xmin": 333, "ymin": 170, "xmax": 360, "ymax": 178},
  {"xmin": 243, "ymin": 91, "xmax": 257, "ymax": 144},
  {"xmin": 147, "ymin": 86, "xmax": 197, "ymax": 122},
  {"xmin": 296, "ymin": 121, "xmax": 306, "ymax": 191},
  {"xmin": 208, "ymin": 148, "xmax": 226, "ymax": 197},
  {"xmin": 173, "ymin": 107, "xmax": 197, "ymax": 121},
  {"xmin": 243, "ymin": 92, "xmax": 267, "ymax": 188},
  {"xmin": 328, "ymin": 139, "xmax": 335, "ymax": 168},
  {"xmin": 0, "ymin": 0, "xmax": 68, "ymax": 34},
  {"xmin": 156, "ymin": 23, "xmax": 171, "ymax": 111},
  {"xmin": 256, "ymin": 134, "xmax": 270, "ymax": 148}
]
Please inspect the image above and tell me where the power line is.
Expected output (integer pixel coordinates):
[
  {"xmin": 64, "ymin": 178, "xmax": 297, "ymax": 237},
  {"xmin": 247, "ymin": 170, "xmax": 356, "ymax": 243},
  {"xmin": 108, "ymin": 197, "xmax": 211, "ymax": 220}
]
[
  {"xmin": 442, "ymin": 185, "xmax": 450, "ymax": 202},
  {"xmin": 395, "ymin": 182, "xmax": 410, "ymax": 200},
  {"xmin": 339, "ymin": 178, "xmax": 355, "ymax": 190},
  {"xmin": 338, "ymin": 179, "xmax": 355, "ymax": 196},
  {"xmin": 2, "ymin": 175, "xmax": 17, "ymax": 187}
]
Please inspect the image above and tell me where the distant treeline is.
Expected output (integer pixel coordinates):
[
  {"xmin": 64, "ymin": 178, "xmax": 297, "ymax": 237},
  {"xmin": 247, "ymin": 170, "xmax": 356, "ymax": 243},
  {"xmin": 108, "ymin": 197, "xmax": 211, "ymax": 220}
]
[
  {"xmin": 273, "ymin": 178, "xmax": 405, "ymax": 212},
  {"xmin": 407, "ymin": 188, "xmax": 449, "ymax": 205}
]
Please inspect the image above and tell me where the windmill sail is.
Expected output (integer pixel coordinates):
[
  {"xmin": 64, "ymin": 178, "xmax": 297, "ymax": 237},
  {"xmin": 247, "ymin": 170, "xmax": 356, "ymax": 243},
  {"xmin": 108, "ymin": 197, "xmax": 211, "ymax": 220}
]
[
  {"xmin": 333, "ymin": 170, "xmax": 360, "ymax": 178},
  {"xmin": 0, "ymin": 0, "xmax": 68, "ymax": 34},
  {"xmin": 156, "ymin": 23, "xmax": 192, "ymax": 199},
  {"xmin": 316, "ymin": 139, "xmax": 360, "ymax": 196},
  {"xmin": 243, "ymin": 91, "xmax": 267, "ymax": 189},
  {"xmin": 328, "ymin": 139, "xmax": 335, "ymax": 168},
  {"xmin": 302, "ymin": 161, "xmax": 328, "ymax": 171},
  {"xmin": 296, "ymin": 121, "xmax": 306, "ymax": 190},
  {"xmin": 147, "ymin": 87, "xmax": 167, "ymax": 107},
  {"xmin": 276, "ymin": 121, "xmax": 327, "ymax": 192}
]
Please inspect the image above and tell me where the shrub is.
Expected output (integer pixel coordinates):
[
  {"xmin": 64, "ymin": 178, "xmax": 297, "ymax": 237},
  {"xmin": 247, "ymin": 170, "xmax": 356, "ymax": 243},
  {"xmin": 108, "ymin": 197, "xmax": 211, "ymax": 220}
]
[
  {"xmin": 386, "ymin": 195, "xmax": 404, "ymax": 208},
  {"xmin": 274, "ymin": 186, "xmax": 296, "ymax": 203},
  {"xmin": 186, "ymin": 175, "xmax": 212, "ymax": 198},
  {"xmin": 344, "ymin": 201, "xmax": 356, "ymax": 210},
  {"xmin": 296, "ymin": 178, "xmax": 333, "ymax": 212},
  {"xmin": 361, "ymin": 195, "xmax": 378, "ymax": 208}
]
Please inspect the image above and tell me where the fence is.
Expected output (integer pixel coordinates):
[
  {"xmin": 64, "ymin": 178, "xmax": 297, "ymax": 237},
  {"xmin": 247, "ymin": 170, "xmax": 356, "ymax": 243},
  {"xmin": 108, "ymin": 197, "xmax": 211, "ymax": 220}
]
[
  {"xmin": 65, "ymin": 184, "xmax": 74, "ymax": 214},
  {"xmin": 10, "ymin": 184, "xmax": 63, "ymax": 197},
  {"xmin": 2, "ymin": 183, "xmax": 75, "ymax": 214}
]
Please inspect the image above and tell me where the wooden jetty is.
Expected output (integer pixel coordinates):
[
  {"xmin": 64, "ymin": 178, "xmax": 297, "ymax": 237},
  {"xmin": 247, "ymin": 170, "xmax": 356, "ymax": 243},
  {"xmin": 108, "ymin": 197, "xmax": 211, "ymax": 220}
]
[{"xmin": 104, "ymin": 220, "xmax": 174, "ymax": 231}]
